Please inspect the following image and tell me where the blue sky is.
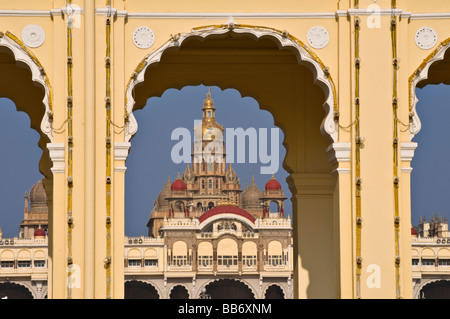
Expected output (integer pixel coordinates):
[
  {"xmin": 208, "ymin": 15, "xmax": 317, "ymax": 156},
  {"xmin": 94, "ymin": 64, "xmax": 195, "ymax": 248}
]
[{"xmin": 0, "ymin": 84, "xmax": 448, "ymax": 238}]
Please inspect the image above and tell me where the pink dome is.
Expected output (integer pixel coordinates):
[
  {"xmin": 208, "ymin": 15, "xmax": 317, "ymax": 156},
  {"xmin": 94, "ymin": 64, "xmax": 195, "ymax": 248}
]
[
  {"xmin": 171, "ymin": 178, "xmax": 187, "ymax": 191},
  {"xmin": 34, "ymin": 228, "xmax": 46, "ymax": 237}
]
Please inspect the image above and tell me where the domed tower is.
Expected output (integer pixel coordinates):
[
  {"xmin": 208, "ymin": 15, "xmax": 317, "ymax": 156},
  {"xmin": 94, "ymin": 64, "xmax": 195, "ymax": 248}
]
[
  {"xmin": 242, "ymin": 175, "xmax": 263, "ymax": 216},
  {"xmin": 19, "ymin": 179, "xmax": 49, "ymax": 239},
  {"xmin": 261, "ymin": 174, "xmax": 287, "ymax": 218},
  {"xmin": 193, "ymin": 88, "xmax": 227, "ymax": 197},
  {"xmin": 167, "ymin": 172, "xmax": 191, "ymax": 219},
  {"xmin": 147, "ymin": 175, "xmax": 171, "ymax": 237}
]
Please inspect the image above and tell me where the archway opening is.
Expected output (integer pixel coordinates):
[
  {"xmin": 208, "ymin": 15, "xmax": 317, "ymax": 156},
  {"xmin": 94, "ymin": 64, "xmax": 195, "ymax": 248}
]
[
  {"xmin": 204, "ymin": 279, "xmax": 254, "ymax": 299},
  {"xmin": 170, "ymin": 285, "xmax": 190, "ymax": 299},
  {"xmin": 0, "ymin": 42, "xmax": 52, "ymax": 241},
  {"xmin": 124, "ymin": 280, "xmax": 159, "ymax": 299},
  {"xmin": 0, "ymin": 282, "xmax": 33, "ymax": 299},
  {"xmin": 264, "ymin": 284, "xmax": 285, "ymax": 299},
  {"xmin": 411, "ymin": 48, "xmax": 450, "ymax": 228},
  {"xmin": 419, "ymin": 280, "xmax": 450, "ymax": 299},
  {"xmin": 124, "ymin": 27, "xmax": 337, "ymax": 298},
  {"xmin": 410, "ymin": 44, "xmax": 450, "ymax": 299}
]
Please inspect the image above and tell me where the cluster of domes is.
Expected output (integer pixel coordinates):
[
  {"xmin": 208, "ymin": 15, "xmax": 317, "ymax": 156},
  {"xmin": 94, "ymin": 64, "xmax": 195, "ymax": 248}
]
[{"xmin": 242, "ymin": 174, "xmax": 283, "ymax": 210}]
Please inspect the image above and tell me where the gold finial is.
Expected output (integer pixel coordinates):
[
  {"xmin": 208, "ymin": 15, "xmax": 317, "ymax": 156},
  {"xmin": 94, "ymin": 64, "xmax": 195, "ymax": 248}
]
[
  {"xmin": 203, "ymin": 88, "xmax": 215, "ymax": 109},
  {"xmin": 167, "ymin": 174, "xmax": 171, "ymax": 184}
]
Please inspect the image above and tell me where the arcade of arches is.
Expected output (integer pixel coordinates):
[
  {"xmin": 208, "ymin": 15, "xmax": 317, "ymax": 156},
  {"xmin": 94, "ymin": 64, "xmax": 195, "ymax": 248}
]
[{"xmin": 2, "ymin": 0, "xmax": 450, "ymax": 299}]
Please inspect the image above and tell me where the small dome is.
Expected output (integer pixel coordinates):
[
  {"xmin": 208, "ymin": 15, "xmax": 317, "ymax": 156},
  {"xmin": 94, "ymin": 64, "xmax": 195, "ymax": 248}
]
[
  {"xmin": 171, "ymin": 173, "xmax": 187, "ymax": 191},
  {"xmin": 225, "ymin": 164, "xmax": 237, "ymax": 184},
  {"xmin": 182, "ymin": 164, "xmax": 195, "ymax": 184},
  {"xmin": 202, "ymin": 88, "xmax": 216, "ymax": 110},
  {"xmin": 34, "ymin": 228, "xmax": 46, "ymax": 238},
  {"xmin": 411, "ymin": 227, "xmax": 417, "ymax": 236},
  {"xmin": 157, "ymin": 184, "xmax": 171, "ymax": 208},
  {"xmin": 29, "ymin": 180, "xmax": 47, "ymax": 207},
  {"xmin": 242, "ymin": 175, "xmax": 262, "ymax": 208},
  {"xmin": 265, "ymin": 175, "xmax": 281, "ymax": 191}
]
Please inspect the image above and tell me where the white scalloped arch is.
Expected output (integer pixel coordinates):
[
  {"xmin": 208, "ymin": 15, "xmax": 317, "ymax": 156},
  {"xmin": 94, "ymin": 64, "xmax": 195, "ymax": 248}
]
[
  {"xmin": 124, "ymin": 24, "xmax": 338, "ymax": 144},
  {"xmin": 409, "ymin": 40, "xmax": 450, "ymax": 141},
  {"xmin": 0, "ymin": 32, "xmax": 53, "ymax": 142}
]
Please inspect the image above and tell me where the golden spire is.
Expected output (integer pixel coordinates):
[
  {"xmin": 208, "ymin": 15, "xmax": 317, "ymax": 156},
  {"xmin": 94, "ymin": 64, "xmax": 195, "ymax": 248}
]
[{"xmin": 202, "ymin": 88, "xmax": 215, "ymax": 110}]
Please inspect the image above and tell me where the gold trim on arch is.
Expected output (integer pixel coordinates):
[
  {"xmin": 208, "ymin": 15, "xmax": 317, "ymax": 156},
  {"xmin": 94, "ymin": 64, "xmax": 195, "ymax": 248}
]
[
  {"xmin": 3, "ymin": 31, "xmax": 54, "ymax": 112},
  {"xmin": 125, "ymin": 23, "xmax": 339, "ymax": 116},
  {"xmin": 409, "ymin": 37, "xmax": 450, "ymax": 112}
]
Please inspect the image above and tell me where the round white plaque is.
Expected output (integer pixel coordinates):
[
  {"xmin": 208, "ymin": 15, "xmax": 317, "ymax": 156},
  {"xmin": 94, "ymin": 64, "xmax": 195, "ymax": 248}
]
[
  {"xmin": 133, "ymin": 26, "xmax": 155, "ymax": 49},
  {"xmin": 307, "ymin": 26, "xmax": 330, "ymax": 50},
  {"xmin": 22, "ymin": 25, "xmax": 46, "ymax": 48},
  {"xmin": 415, "ymin": 27, "xmax": 438, "ymax": 50}
]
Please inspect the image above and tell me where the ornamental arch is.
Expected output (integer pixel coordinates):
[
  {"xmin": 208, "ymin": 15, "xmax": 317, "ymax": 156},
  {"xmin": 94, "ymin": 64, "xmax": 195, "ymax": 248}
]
[{"xmin": 121, "ymin": 25, "xmax": 340, "ymax": 300}]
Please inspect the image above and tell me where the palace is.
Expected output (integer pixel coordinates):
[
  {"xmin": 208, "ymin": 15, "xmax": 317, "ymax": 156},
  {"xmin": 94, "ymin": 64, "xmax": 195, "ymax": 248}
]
[
  {"xmin": 5, "ymin": 0, "xmax": 450, "ymax": 299},
  {"xmin": 0, "ymin": 92, "xmax": 294, "ymax": 299}
]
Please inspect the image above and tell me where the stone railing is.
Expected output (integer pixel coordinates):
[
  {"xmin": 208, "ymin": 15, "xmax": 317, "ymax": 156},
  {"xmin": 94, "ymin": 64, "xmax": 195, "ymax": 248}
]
[
  {"xmin": 124, "ymin": 236, "xmax": 164, "ymax": 245},
  {"xmin": 255, "ymin": 218, "xmax": 291, "ymax": 229}
]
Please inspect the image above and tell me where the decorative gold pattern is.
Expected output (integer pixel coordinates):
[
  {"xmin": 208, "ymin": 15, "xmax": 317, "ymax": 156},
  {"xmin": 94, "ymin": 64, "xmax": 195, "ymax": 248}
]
[
  {"xmin": 105, "ymin": 0, "xmax": 112, "ymax": 299},
  {"xmin": 66, "ymin": 0, "xmax": 74, "ymax": 299},
  {"xmin": 126, "ymin": 23, "xmax": 339, "ymax": 119},
  {"xmin": 354, "ymin": 0, "xmax": 362, "ymax": 299},
  {"xmin": 391, "ymin": 0, "xmax": 401, "ymax": 299}
]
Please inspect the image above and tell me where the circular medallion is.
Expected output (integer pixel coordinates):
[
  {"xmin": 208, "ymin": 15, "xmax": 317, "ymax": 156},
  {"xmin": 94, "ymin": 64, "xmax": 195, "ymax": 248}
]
[
  {"xmin": 22, "ymin": 25, "xmax": 45, "ymax": 48},
  {"xmin": 415, "ymin": 27, "xmax": 438, "ymax": 50},
  {"xmin": 307, "ymin": 26, "xmax": 330, "ymax": 49},
  {"xmin": 133, "ymin": 26, "xmax": 155, "ymax": 49}
]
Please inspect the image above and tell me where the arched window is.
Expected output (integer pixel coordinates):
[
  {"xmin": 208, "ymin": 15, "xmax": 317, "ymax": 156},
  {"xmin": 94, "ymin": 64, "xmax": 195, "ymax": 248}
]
[
  {"xmin": 242, "ymin": 241, "xmax": 257, "ymax": 267},
  {"xmin": 172, "ymin": 241, "xmax": 188, "ymax": 266},
  {"xmin": 270, "ymin": 201, "xmax": 279, "ymax": 213},
  {"xmin": 267, "ymin": 241, "xmax": 284, "ymax": 266},
  {"xmin": 217, "ymin": 238, "xmax": 238, "ymax": 267},
  {"xmin": 202, "ymin": 180, "xmax": 205, "ymax": 189},
  {"xmin": 198, "ymin": 241, "xmax": 213, "ymax": 268},
  {"xmin": 208, "ymin": 179, "xmax": 213, "ymax": 189}
]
